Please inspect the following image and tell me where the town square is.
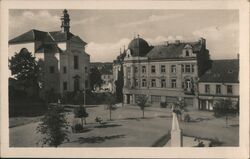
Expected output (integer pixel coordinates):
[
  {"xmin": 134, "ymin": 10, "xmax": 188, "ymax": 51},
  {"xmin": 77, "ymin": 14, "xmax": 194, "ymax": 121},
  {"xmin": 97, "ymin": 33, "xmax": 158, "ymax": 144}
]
[{"xmin": 8, "ymin": 9, "xmax": 240, "ymax": 148}]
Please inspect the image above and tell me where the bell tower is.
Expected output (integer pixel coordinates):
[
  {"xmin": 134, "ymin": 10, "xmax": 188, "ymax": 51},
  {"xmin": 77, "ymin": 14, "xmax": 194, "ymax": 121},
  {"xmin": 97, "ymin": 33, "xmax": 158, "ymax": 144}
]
[{"xmin": 61, "ymin": 9, "xmax": 70, "ymax": 33}]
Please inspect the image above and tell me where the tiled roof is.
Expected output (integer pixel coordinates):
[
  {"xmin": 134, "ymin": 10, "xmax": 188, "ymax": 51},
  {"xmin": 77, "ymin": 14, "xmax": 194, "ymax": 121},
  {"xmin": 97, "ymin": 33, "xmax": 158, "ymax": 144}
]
[
  {"xmin": 9, "ymin": 29, "xmax": 87, "ymax": 45},
  {"xmin": 146, "ymin": 41, "xmax": 202, "ymax": 59},
  {"xmin": 199, "ymin": 59, "xmax": 239, "ymax": 83},
  {"xmin": 9, "ymin": 29, "xmax": 49, "ymax": 44},
  {"xmin": 35, "ymin": 43, "xmax": 62, "ymax": 53},
  {"xmin": 48, "ymin": 31, "xmax": 74, "ymax": 42}
]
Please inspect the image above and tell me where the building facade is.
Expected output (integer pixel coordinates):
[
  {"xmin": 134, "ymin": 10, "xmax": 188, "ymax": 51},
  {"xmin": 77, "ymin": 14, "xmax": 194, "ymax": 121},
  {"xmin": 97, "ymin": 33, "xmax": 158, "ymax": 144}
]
[
  {"xmin": 122, "ymin": 36, "xmax": 211, "ymax": 108},
  {"xmin": 198, "ymin": 59, "xmax": 239, "ymax": 110},
  {"xmin": 9, "ymin": 9, "xmax": 90, "ymax": 96}
]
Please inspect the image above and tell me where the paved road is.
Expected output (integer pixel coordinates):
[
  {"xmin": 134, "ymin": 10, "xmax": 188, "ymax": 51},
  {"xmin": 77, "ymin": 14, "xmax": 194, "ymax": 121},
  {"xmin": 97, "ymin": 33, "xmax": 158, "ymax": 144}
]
[{"xmin": 9, "ymin": 122, "xmax": 42, "ymax": 147}]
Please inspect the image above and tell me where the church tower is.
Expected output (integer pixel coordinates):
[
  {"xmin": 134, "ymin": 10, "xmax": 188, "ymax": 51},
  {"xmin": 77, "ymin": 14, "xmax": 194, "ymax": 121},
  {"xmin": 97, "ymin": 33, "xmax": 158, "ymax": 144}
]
[{"xmin": 61, "ymin": 9, "xmax": 70, "ymax": 33}]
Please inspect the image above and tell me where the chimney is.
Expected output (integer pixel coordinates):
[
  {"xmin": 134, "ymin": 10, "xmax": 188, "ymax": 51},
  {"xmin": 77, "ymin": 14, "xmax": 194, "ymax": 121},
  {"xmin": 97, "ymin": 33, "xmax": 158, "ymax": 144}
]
[{"xmin": 237, "ymin": 53, "xmax": 239, "ymax": 59}]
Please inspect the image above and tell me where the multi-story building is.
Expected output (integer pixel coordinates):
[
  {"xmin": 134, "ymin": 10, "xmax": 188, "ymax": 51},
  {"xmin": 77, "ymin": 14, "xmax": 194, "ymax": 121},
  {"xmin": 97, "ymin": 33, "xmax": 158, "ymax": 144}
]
[
  {"xmin": 8, "ymin": 9, "xmax": 90, "ymax": 96},
  {"xmin": 198, "ymin": 59, "xmax": 239, "ymax": 110},
  {"xmin": 122, "ymin": 36, "xmax": 211, "ymax": 109}
]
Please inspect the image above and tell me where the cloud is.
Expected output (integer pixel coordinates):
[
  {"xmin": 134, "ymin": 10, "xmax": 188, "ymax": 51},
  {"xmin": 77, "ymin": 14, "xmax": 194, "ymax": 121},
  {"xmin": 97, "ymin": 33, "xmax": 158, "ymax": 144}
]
[
  {"xmin": 192, "ymin": 22, "xmax": 239, "ymax": 59},
  {"xmin": 192, "ymin": 23, "xmax": 238, "ymax": 41},
  {"xmin": 71, "ymin": 17, "xmax": 100, "ymax": 26},
  {"xmin": 86, "ymin": 35, "xmax": 195, "ymax": 62},
  {"xmin": 119, "ymin": 14, "xmax": 184, "ymax": 28},
  {"xmin": 9, "ymin": 10, "xmax": 61, "ymax": 38},
  {"xmin": 86, "ymin": 38, "xmax": 131, "ymax": 62}
]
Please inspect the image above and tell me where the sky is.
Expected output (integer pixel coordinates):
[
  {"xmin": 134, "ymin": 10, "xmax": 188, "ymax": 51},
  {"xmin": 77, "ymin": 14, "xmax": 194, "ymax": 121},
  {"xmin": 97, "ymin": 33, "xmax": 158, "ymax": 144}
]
[{"xmin": 9, "ymin": 9, "xmax": 239, "ymax": 62}]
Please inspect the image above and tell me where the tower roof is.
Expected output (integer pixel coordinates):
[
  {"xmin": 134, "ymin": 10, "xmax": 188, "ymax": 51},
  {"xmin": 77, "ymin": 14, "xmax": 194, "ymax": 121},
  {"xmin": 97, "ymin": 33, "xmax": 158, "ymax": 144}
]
[{"xmin": 127, "ymin": 37, "xmax": 151, "ymax": 57}]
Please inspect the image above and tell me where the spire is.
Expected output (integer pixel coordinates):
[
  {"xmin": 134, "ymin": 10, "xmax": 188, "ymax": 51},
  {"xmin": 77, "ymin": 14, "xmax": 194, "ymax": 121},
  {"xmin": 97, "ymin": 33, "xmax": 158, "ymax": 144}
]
[
  {"xmin": 61, "ymin": 9, "xmax": 70, "ymax": 33},
  {"xmin": 120, "ymin": 48, "xmax": 122, "ymax": 55}
]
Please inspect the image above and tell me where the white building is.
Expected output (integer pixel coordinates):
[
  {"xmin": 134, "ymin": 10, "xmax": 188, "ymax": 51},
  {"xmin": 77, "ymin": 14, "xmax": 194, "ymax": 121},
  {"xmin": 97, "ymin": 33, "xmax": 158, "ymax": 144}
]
[
  {"xmin": 9, "ymin": 9, "xmax": 90, "ymax": 96},
  {"xmin": 122, "ymin": 36, "xmax": 211, "ymax": 109}
]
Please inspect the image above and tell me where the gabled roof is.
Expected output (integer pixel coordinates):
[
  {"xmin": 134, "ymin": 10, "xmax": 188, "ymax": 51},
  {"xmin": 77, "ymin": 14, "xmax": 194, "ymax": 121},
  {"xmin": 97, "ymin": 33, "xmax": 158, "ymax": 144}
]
[
  {"xmin": 146, "ymin": 41, "xmax": 202, "ymax": 59},
  {"xmin": 9, "ymin": 29, "xmax": 87, "ymax": 45},
  {"xmin": 35, "ymin": 43, "xmax": 63, "ymax": 53},
  {"xmin": 48, "ymin": 31, "xmax": 74, "ymax": 42},
  {"xmin": 199, "ymin": 59, "xmax": 239, "ymax": 83},
  {"xmin": 9, "ymin": 29, "xmax": 49, "ymax": 44}
]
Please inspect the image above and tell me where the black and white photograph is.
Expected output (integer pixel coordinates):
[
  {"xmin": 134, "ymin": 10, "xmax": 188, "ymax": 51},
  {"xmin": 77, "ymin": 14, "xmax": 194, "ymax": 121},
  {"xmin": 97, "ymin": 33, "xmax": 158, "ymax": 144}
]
[{"xmin": 1, "ymin": 0, "xmax": 249, "ymax": 158}]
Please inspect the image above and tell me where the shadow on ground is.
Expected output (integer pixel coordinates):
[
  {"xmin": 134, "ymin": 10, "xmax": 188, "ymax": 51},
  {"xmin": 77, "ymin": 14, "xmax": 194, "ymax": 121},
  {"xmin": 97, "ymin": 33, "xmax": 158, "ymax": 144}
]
[
  {"xmin": 76, "ymin": 134, "xmax": 126, "ymax": 144},
  {"xmin": 189, "ymin": 117, "xmax": 212, "ymax": 123},
  {"xmin": 94, "ymin": 124, "xmax": 122, "ymax": 128}
]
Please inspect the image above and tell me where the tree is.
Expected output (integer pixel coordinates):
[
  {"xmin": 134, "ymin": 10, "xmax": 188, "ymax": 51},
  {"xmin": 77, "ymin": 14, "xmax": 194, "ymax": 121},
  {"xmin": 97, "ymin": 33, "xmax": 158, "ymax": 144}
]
[
  {"xmin": 213, "ymin": 99, "xmax": 234, "ymax": 127},
  {"xmin": 36, "ymin": 103, "xmax": 69, "ymax": 147},
  {"xmin": 136, "ymin": 95, "xmax": 148, "ymax": 118},
  {"xmin": 105, "ymin": 93, "xmax": 117, "ymax": 120},
  {"xmin": 9, "ymin": 48, "xmax": 41, "ymax": 96},
  {"xmin": 74, "ymin": 105, "xmax": 89, "ymax": 126},
  {"xmin": 90, "ymin": 67, "xmax": 103, "ymax": 90},
  {"xmin": 115, "ymin": 64, "xmax": 124, "ymax": 102}
]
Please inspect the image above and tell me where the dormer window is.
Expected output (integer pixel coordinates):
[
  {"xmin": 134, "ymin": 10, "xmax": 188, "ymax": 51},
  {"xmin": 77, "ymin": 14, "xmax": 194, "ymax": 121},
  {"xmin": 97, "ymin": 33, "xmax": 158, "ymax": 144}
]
[{"xmin": 186, "ymin": 50, "xmax": 189, "ymax": 57}]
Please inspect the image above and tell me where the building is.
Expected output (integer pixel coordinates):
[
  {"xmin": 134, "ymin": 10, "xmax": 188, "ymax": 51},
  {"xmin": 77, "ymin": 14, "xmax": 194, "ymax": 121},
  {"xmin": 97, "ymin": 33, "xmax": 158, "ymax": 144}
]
[
  {"xmin": 198, "ymin": 59, "xmax": 239, "ymax": 110},
  {"xmin": 122, "ymin": 36, "xmax": 211, "ymax": 108},
  {"xmin": 90, "ymin": 62, "xmax": 113, "ymax": 92},
  {"xmin": 101, "ymin": 73, "xmax": 113, "ymax": 92},
  {"xmin": 8, "ymin": 9, "xmax": 90, "ymax": 96}
]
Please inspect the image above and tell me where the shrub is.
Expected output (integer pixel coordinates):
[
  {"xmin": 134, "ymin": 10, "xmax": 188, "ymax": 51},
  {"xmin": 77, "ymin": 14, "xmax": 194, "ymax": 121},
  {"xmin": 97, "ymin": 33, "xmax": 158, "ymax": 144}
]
[{"xmin": 36, "ymin": 104, "xmax": 69, "ymax": 147}]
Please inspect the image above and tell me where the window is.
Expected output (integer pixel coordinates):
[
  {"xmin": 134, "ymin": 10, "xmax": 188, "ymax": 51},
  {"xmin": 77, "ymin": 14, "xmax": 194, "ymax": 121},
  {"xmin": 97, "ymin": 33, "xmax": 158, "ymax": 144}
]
[
  {"xmin": 127, "ymin": 79, "xmax": 131, "ymax": 87},
  {"xmin": 191, "ymin": 65, "xmax": 195, "ymax": 72},
  {"xmin": 63, "ymin": 82, "xmax": 67, "ymax": 91},
  {"xmin": 74, "ymin": 55, "xmax": 79, "ymax": 69},
  {"xmin": 151, "ymin": 95, "xmax": 161, "ymax": 103},
  {"xmin": 135, "ymin": 67, "xmax": 138, "ymax": 73},
  {"xmin": 85, "ymin": 67, "xmax": 88, "ymax": 73},
  {"xmin": 63, "ymin": 66, "xmax": 67, "ymax": 74},
  {"xmin": 185, "ymin": 65, "xmax": 191, "ymax": 73},
  {"xmin": 127, "ymin": 67, "xmax": 131, "ymax": 74},
  {"xmin": 181, "ymin": 64, "xmax": 184, "ymax": 73},
  {"xmin": 171, "ymin": 79, "xmax": 176, "ymax": 88},
  {"xmin": 171, "ymin": 65, "xmax": 176, "ymax": 73},
  {"xmin": 186, "ymin": 79, "xmax": 191, "ymax": 89},
  {"xmin": 135, "ymin": 79, "xmax": 139, "ymax": 87},
  {"xmin": 161, "ymin": 79, "xmax": 166, "ymax": 88},
  {"xmin": 74, "ymin": 78, "xmax": 80, "ymax": 91},
  {"xmin": 227, "ymin": 85, "xmax": 233, "ymax": 94},
  {"xmin": 186, "ymin": 50, "xmax": 189, "ymax": 56},
  {"xmin": 216, "ymin": 85, "xmax": 221, "ymax": 94},
  {"xmin": 205, "ymin": 84, "xmax": 210, "ymax": 93},
  {"xmin": 142, "ymin": 79, "xmax": 147, "ymax": 87},
  {"xmin": 49, "ymin": 66, "xmax": 55, "ymax": 73},
  {"xmin": 161, "ymin": 65, "xmax": 166, "ymax": 73},
  {"xmin": 142, "ymin": 66, "xmax": 146, "ymax": 74},
  {"xmin": 151, "ymin": 79, "xmax": 156, "ymax": 87},
  {"xmin": 151, "ymin": 66, "xmax": 156, "ymax": 73}
]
